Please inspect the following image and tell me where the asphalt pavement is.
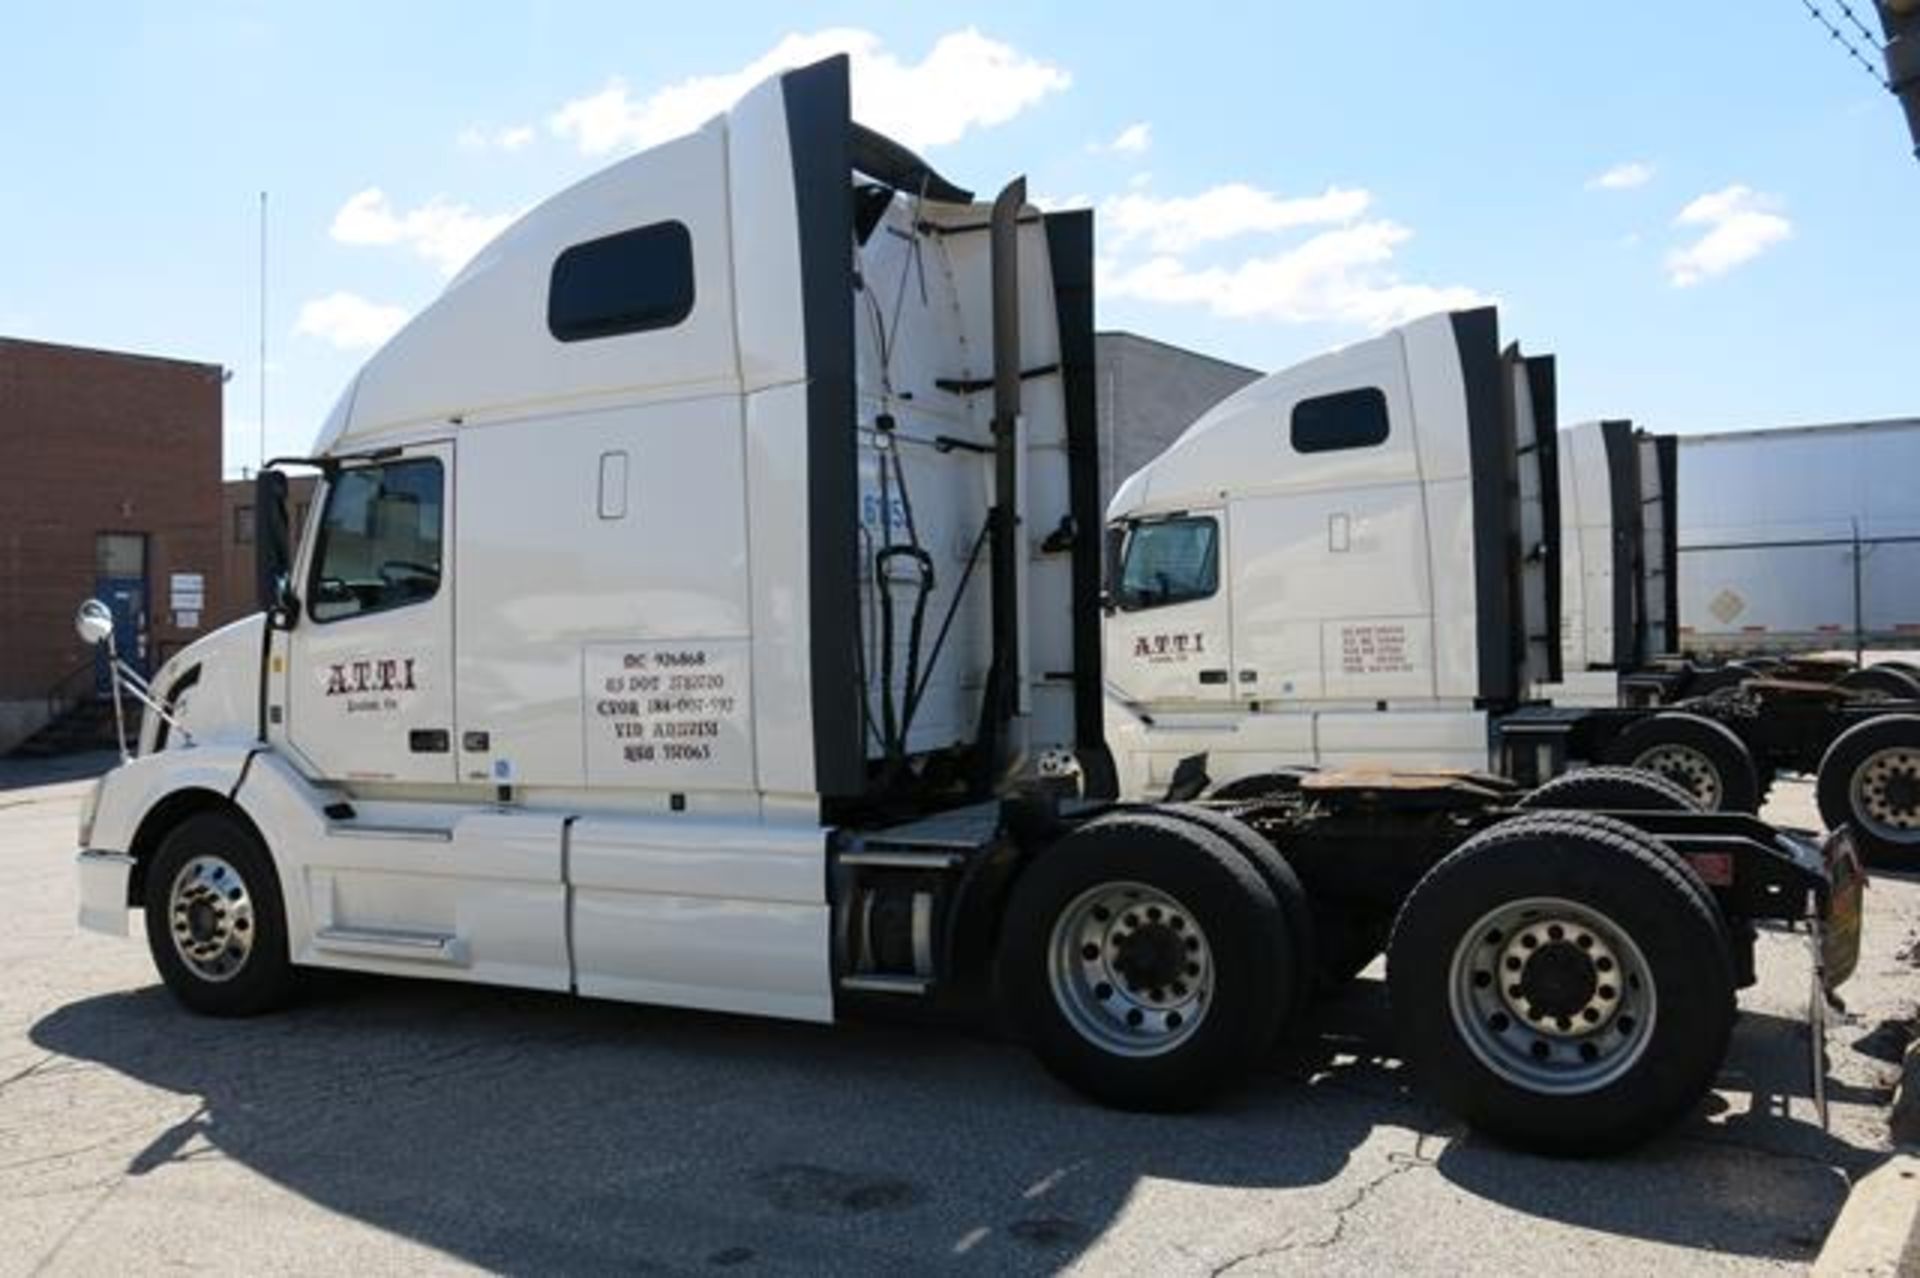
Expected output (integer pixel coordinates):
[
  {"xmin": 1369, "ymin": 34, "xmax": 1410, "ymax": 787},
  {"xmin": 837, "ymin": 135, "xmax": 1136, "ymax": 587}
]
[{"xmin": 1, "ymin": 756, "xmax": 1914, "ymax": 1276}]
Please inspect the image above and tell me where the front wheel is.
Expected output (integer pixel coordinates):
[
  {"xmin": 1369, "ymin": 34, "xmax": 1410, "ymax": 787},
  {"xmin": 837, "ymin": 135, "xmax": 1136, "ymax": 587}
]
[
  {"xmin": 998, "ymin": 814, "xmax": 1292, "ymax": 1111},
  {"xmin": 143, "ymin": 810, "xmax": 296, "ymax": 1016},
  {"xmin": 1388, "ymin": 813, "xmax": 1735, "ymax": 1155}
]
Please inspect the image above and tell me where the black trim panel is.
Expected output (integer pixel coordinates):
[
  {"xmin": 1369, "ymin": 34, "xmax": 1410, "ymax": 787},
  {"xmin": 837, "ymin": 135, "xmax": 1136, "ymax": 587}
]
[
  {"xmin": 1454, "ymin": 308, "xmax": 1516, "ymax": 704},
  {"xmin": 1655, "ymin": 433, "xmax": 1680, "ymax": 655},
  {"xmin": 1526, "ymin": 355, "xmax": 1564, "ymax": 684},
  {"xmin": 1043, "ymin": 210, "xmax": 1115, "ymax": 795},
  {"xmin": 1600, "ymin": 419, "xmax": 1640, "ymax": 668},
  {"xmin": 782, "ymin": 56, "xmax": 864, "ymax": 798}
]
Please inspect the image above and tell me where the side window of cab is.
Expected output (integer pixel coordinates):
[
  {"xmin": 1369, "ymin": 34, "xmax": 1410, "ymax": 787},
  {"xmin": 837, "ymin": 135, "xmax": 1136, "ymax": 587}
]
[
  {"xmin": 1114, "ymin": 517, "xmax": 1219, "ymax": 611},
  {"xmin": 308, "ymin": 460, "xmax": 445, "ymax": 623}
]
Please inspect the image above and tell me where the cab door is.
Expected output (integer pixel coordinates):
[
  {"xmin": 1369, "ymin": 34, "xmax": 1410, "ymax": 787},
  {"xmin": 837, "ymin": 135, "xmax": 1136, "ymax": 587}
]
[
  {"xmin": 1105, "ymin": 511, "xmax": 1235, "ymax": 705},
  {"xmin": 285, "ymin": 443, "xmax": 456, "ymax": 784}
]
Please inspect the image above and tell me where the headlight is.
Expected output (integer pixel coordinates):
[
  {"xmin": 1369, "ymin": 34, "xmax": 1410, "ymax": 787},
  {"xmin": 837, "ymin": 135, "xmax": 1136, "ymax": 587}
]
[{"xmin": 77, "ymin": 778, "xmax": 103, "ymax": 849}]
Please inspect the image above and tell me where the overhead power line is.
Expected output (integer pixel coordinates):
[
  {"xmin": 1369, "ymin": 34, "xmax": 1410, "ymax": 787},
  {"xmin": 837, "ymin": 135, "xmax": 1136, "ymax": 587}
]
[{"xmin": 1796, "ymin": 0, "xmax": 1894, "ymax": 89}]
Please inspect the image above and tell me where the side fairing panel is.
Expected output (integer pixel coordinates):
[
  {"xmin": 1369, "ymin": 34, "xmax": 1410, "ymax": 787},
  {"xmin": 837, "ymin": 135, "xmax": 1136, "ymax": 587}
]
[
  {"xmin": 1401, "ymin": 315, "xmax": 1479, "ymax": 700},
  {"xmin": 453, "ymin": 396, "xmax": 752, "ymax": 790}
]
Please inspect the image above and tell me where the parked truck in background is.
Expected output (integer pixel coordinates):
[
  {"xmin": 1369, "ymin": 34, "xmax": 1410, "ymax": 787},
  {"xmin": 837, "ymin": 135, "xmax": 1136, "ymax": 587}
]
[
  {"xmin": 67, "ymin": 59, "xmax": 1862, "ymax": 1155},
  {"xmin": 1101, "ymin": 318, "xmax": 1920, "ymax": 864}
]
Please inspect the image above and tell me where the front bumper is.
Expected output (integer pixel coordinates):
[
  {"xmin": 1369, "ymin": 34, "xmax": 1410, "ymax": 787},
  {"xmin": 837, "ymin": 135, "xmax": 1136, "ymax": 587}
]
[{"xmin": 76, "ymin": 850, "xmax": 135, "ymax": 937}]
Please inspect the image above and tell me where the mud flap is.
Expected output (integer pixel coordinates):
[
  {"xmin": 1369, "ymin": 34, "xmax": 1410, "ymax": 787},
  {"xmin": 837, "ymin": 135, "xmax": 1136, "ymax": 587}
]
[{"xmin": 1806, "ymin": 829, "xmax": 1865, "ymax": 1131}]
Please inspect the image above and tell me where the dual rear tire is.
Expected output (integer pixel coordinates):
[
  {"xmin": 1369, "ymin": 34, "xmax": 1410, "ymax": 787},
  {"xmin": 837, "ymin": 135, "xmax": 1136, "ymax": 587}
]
[
  {"xmin": 1818, "ymin": 714, "xmax": 1920, "ymax": 868},
  {"xmin": 1001, "ymin": 806, "xmax": 1735, "ymax": 1155},
  {"xmin": 1387, "ymin": 813, "xmax": 1735, "ymax": 1155},
  {"xmin": 1601, "ymin": 712, "xmax": 1762, "ymax": 813},
  {"xmin": 997, "ymin": 812, "xmax": 1309, "ymax": 1110}
]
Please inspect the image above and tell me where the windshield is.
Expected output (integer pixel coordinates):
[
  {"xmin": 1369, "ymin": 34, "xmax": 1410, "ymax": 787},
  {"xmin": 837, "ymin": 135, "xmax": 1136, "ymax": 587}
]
[{"xmin": 1115, "ymin": 516, "xmax": 1218, "ymax": 611}]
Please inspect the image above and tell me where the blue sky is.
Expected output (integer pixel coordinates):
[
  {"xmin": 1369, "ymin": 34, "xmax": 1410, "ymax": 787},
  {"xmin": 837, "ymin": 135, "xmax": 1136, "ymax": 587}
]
[{"xmin": 3, "ymin": 2, "xmax": 1913, "ymax": 476}]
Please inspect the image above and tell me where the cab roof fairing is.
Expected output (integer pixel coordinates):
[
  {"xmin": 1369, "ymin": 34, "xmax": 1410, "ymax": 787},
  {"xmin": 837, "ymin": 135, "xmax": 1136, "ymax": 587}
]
[
  {"xmin": 1103, "ymin": 309, "xmax": 1467, "ymax": 524},
  {"xmin": 308, "ymin": 54, "xmax": 974, "ymax": 460}
]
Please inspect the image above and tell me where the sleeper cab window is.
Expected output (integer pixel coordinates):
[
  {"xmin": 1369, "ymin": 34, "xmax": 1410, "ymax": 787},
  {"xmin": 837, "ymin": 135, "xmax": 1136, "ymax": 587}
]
[
  {"xmin": 1291, "ymin": 387, "xmax": 1390, "ymax": 454},
  {"xmin": 1116, "ymin": 517, "xmax": 1219, "ymax": 611},
  {"xmin": 309, "ymin": 459, "xmax": 445, "ymax": 623},
  {"xmin": 548, "ymin": 220, "xmax": 695, "ymax": 342}
]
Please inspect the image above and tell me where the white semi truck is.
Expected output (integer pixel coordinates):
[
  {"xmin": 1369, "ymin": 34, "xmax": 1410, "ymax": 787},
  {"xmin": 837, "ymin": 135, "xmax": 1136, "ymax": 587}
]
[
  {"xmin": 72, "ymin": 57, "xmax": 1862, "ymax": 1155},
  {"xmin": 1103, "ymin": 336, "xmax": 1920, "ymax": 863}
]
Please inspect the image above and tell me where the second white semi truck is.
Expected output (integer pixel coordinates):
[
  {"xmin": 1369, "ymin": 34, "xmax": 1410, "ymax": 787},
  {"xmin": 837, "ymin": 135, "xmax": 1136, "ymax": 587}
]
[
  {"xmin": 70, "ymin": 57, "xmax": 1861, "ymax": 1156},
  {"xmin": 1102, "ymin": 316, "xmax": 1920, "ymax": 865}
]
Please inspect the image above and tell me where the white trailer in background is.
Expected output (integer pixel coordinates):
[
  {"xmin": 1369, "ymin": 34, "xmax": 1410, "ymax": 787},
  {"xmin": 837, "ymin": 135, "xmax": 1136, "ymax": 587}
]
[{"xmin": 1677, "ymin": 418, "xmax": 1920, "ymax": 657}]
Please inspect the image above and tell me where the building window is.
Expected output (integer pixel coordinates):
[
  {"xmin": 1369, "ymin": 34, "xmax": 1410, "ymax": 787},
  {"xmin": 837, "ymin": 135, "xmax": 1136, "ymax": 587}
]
[
  {"xmin": 234, "ymin": 504, "xmax": 256, "ymax": 545},
  {"xmin": 1291, "ymin": 387, "xmax": 1390, "ymax": 454},
  {"xmin": 1115, "ymin": 516, "xmax": 1218, "ymax": 611},
  {"xmin": 308, "ymin": 459, "xmax": 444, "ymax": 623},
  {"xmin": 548, "ymin": 220, "xmax": 695, "ymax": 343},
  {"xmin": 96, "ymin": 532, "xmax": 146, "ymax": 577}
]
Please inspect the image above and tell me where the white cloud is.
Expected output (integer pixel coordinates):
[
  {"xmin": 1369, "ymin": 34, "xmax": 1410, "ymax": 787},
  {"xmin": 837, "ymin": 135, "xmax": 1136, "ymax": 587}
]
[
  {"xmin": 1127, "ymin": 171, "xmax": 1152, "ymax": 189},
  {"xmin": 455, "ymin": 123, "xmax": 533, "ymax": 152},
  {"xmin": 1588, "ymin": 161, "xmax": 1654, "ymax": 190},
  {"xmin": 457, "ymin": 123, "xmax": 537, "ymax": 153},
  {"xmin": 1102, "ymin": 183, "xmax": 1373, "ymax": 253},
  {"xmin": 1092, "ymin": 121, "xmax": 1150, "ymax": 154},
  {"xmin": 1665, "ymin": 184, "xmax": 1791, "ymax": 287},
  {"xmin": 1030, "ymin": 192, "xmax": 1092, "ymax": 212},
  {"xmin": 1099, "ymin": 220, "xmax": 1488, "ymax": 330},
  {"xmin": 329, "ymin": 187, "xmax": 516, "ymax": 275},
  {"xmin": 294, "ymin": 292, "xmax": 409, "ymax": 350},
  {"xmin": 549, "ymin": 27, "xmax": 1069, "ymax": 155}
]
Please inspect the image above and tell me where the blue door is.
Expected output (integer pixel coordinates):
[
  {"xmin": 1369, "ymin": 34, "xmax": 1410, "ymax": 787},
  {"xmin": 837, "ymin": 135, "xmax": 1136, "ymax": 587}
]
[{"xmin": 94, "ymin": 534, "xmax": 148, "ymax": 694}]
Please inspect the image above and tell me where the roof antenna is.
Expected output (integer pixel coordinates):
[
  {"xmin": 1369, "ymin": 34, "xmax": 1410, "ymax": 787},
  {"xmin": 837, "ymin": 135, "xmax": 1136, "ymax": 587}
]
[{"xmin": 258, "ymin": 189, "xmax": 268, "ymax": 472}]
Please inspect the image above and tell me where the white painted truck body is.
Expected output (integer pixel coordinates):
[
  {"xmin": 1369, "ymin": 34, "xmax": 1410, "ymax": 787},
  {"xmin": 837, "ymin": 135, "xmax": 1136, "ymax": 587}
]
[
  {"xmin": 65, "ymin": 60, "xmax": 1863, "ymax": 1155},
  {"xmin": 1677, "ymin": 418, "xmax": 1920, "ymax": 655},
  {"xmin": 1102, "ymin": 310, "xmax": 1558, "ymax": 796},
  {"xmin": 76, "ymin": 56, "xmax": 1103, "ymax": 1024},
  {"xmin": 1546, "ymin": 419, "xmax": 1678, "ymax": 707}
]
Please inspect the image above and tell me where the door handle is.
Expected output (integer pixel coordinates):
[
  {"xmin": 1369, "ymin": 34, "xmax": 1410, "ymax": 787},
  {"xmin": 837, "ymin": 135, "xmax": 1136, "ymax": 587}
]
[
  {"xmin": 409, "ymin": 729, "xmax": 450, "ymax": 754},
  {"xmin": 1198, "ymin": 669, "xmax": 1229, "ymax": 685}
]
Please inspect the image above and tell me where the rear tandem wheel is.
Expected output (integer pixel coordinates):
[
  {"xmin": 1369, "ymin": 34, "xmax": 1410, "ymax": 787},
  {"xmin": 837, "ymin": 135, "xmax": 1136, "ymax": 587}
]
[{"xmin": 1387, "ymin": 812, "xmax": 1736, "ymax": 1155}]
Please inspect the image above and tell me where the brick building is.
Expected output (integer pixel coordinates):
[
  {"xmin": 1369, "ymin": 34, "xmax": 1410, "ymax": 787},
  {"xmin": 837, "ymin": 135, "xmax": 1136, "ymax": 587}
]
[{"xmin": 0, "ymin": 337, "xmax": 225, "ymax": 752}]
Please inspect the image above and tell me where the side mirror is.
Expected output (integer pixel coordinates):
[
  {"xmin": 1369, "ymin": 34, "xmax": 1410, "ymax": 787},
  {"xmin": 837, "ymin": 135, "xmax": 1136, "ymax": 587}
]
[
  {"xmin": 255, "ymin": 469, "xmax": 293, "ymax": 622},
  {"xmin": 75, "ymin": 599, "xmax": 116, "ymax": 648}
]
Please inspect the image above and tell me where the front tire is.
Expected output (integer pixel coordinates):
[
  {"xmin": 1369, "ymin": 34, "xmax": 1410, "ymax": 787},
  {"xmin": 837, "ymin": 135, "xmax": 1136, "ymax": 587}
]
[
  {"xmin": 1387, "ymin": 813, "xmax": 1735, "ymax": 1155},
  {"xmin": 1817, "ymin": 714, "xmax": 1920, "ymax": 868},
  {"xmin": 998, "ymin": 814, "xmax": 1290, "ymax": 1111},
  {"xmin": 143, "ymin": 810, "xmax": 295, "ymax": 1016}
]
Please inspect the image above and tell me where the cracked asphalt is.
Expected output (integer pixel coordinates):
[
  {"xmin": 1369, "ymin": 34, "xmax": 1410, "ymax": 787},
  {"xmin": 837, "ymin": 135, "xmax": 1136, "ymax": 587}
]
[{"xmin": 1, "ymin": 755, "xmax": 1915, "ymax": 1276}]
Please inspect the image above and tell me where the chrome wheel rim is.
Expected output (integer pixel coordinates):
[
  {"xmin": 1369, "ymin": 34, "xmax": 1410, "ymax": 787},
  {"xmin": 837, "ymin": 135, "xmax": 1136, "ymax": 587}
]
[
  {"xmin": 1850, "ymin": 747, "xmax": 1920, "ymax": 844},
  {"xmin": 1448, "ymin": 896, "xmax": 1658, "ymax": 1095},
  {"xmin": 1048, "ymin": 881, "xmax": 1212, "ymax": 1057},
  {"xmin": 1632, "ymin": 744, "xmax": 1723, "ymax": 811},
  {"xmin": 168, "ymin": 855, "xmax": 256, "ymax": 982}
]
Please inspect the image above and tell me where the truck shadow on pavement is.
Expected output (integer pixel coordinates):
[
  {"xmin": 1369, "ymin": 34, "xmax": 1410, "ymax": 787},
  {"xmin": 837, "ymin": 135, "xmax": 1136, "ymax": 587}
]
[{"xmin": 31, "ymin": 973, "xmax": 1886, "ymax": 1272}]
